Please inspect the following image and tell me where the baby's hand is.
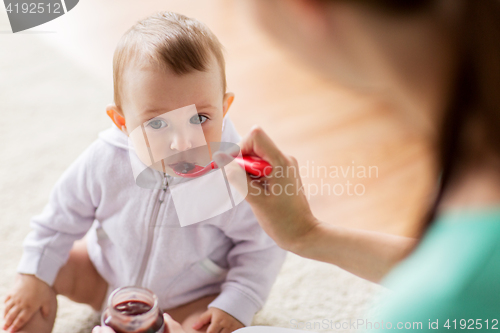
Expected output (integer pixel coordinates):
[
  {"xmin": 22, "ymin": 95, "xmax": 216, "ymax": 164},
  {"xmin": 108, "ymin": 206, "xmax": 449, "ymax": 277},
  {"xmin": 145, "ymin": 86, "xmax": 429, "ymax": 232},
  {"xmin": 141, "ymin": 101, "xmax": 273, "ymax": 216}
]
[
  {"xmin": 192, "ymin": 307, "xmax": 244, "ymax": 333},
  {"xmin": 3, "ymin": 274, "xmax": 53, "ymax": 332}
]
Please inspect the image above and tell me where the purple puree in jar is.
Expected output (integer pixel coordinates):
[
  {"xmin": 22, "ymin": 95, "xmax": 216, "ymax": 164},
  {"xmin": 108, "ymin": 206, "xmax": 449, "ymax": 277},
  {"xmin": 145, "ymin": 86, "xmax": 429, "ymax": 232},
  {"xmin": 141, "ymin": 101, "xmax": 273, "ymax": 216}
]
[
  {"xmin": 105, "ymin": 300, "xmax": 165, "ymax": 333},
  {"xmin": 115, "ymin": 301, "xmax": 152, "ymax": 316}
]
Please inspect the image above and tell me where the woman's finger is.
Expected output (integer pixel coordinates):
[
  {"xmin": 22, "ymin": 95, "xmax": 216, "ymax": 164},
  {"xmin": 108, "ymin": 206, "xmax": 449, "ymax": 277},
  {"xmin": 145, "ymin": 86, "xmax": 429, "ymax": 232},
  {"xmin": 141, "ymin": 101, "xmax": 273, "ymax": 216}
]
[
  {"xmin": 239, "ymin": 126, "xmax": 284, "ymax": 166},
  {"xmin": 231, "ymin": 127, "xmax": 317, "ymax": 250},
  {"xmin": 218, "ymin": 127, "xmax": 292, "ymax": 202},
  {"xmin": 163, "ymin": 313, "xmax": 185, "ymax": 333}
]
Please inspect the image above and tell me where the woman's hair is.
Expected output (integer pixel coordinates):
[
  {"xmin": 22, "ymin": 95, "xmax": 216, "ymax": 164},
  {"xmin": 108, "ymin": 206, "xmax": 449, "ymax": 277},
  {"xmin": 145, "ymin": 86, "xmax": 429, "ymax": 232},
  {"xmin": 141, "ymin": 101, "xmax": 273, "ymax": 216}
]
[
  {"xmin": 425, "ymin": 0, "xmax": 500, "ymax": 234},
  {"xmin": 346, "ymin": 0, "xmax": 500, "ymax": 238}
]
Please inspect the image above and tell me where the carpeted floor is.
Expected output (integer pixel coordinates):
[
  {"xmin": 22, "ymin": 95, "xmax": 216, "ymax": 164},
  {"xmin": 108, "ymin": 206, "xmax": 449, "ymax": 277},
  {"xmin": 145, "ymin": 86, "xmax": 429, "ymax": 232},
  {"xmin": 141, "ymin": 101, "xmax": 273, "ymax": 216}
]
[{"xmin": 0, "ymin": 17, "xmax": 388, "ymax": 333}]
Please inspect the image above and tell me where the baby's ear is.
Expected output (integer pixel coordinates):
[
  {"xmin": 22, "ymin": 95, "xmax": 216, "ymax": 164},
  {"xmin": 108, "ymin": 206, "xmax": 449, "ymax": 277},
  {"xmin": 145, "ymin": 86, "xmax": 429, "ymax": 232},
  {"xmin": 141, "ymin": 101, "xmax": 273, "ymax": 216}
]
[
  {"xmin": 223, "ymin": 93, "xmax": 235, "ymax": 117},
  {"xmin": 106, "ymin": 104, "xmax": 128, "ymax": 134}
]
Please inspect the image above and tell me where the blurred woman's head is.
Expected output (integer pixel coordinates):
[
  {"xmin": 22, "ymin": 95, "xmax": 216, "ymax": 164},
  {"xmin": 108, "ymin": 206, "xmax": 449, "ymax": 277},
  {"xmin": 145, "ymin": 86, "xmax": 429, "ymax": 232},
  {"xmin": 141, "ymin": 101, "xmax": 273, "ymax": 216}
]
[
  {"xmin": 249, "ymin": 0, "xmax": 463, "ymax": 129},
  {"xmin": 248, "ymin": 0, "xmax": 500, "ymax": 234}
]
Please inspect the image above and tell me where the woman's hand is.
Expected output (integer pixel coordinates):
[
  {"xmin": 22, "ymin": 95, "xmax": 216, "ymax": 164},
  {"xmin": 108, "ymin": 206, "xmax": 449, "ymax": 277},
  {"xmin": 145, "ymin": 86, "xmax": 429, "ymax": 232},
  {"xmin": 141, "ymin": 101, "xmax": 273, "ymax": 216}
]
[
  {"xmin": 215, "ymin": 126, "xmax": 417, "ymax": 282},
  {"xmin": 214, "ymin": 126, "xmax": 319, "ymax": 253},
  {"xmin": 92, "ymin": 325, "xmax": 116, "ymax": 333},
  {"xmin": 92, "ymin": 313, "xmax": 185, "ymax": 333},
  {"xmin": 163, "ymin": 313, "xmax": 187, "ymax": 333}
]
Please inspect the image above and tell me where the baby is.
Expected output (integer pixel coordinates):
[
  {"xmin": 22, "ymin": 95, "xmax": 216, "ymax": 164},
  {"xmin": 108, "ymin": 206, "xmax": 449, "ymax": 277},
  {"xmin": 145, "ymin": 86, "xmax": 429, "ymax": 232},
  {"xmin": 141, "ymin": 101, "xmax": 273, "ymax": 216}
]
[{"xmin": 2, "ymin": 12, "xmax": 285, "ymax": 333}]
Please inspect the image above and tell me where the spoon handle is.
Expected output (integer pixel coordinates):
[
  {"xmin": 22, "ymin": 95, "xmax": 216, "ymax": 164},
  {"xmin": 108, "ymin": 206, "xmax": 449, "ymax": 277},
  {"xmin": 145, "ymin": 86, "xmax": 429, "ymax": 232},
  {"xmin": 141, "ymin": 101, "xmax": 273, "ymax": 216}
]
[{"xmin": 234, "ymin": 155, "xmax": 272, "ymax": 178}]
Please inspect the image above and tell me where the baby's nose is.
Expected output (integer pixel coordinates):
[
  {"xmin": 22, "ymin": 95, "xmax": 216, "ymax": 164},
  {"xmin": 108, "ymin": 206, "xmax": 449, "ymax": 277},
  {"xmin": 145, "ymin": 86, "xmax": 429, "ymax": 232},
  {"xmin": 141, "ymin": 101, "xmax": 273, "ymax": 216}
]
[{"xmin": 170, "ymin": 134, "xmax": 192, "ymax": 152}]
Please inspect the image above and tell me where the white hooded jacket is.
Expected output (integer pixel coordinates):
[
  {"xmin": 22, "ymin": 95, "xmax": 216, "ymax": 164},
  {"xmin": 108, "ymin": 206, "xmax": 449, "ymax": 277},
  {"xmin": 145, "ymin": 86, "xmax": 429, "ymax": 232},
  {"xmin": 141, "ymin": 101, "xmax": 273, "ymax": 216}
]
[{"xmin": 16, "ymin": 118, "xmax": 286, "ymax": 326}]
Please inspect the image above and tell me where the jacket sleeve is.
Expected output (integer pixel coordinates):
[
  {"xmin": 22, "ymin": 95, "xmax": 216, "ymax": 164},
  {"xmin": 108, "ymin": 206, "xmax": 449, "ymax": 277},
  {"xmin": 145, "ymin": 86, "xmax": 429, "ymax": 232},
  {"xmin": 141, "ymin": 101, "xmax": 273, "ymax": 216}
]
[
  {"xmin": 208, "ymin": 201, "xmax": 287, "ymax": 326},
  {"xmin": 16, "ymin": 142, "xmax": 100, "ymax": 286}
]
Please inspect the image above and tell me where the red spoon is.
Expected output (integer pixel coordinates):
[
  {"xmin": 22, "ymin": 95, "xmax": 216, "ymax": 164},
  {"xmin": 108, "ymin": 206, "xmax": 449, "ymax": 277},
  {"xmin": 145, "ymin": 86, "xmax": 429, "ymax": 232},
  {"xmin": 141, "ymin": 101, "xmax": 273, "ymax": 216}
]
[{"xmin": 171, "ymin": 155, "xmax": 272, "ymax": 178}]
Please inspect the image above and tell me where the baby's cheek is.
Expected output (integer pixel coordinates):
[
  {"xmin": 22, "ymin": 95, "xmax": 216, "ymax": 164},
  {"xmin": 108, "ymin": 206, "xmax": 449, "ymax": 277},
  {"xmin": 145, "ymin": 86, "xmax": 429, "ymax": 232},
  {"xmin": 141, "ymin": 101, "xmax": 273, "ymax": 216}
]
[{"xmin": 203, "ymin": 122, "xmax": 223, "ymax": 144}]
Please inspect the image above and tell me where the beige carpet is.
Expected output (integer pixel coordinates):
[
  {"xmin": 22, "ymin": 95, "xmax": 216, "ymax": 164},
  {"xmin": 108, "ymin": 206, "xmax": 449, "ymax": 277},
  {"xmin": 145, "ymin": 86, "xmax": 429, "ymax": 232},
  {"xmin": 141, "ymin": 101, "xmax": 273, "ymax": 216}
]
[{"xmin": 0, "ymin": 20, "xmax": 388, "ymax": 333}]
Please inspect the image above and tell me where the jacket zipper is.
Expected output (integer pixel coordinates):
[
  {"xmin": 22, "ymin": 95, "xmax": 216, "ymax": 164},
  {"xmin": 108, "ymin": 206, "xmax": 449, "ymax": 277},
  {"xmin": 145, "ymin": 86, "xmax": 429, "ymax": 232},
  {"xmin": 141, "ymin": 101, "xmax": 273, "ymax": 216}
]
[{"xmin": 135, "ymin": 173, "xmax": 168, "ymax": 287}]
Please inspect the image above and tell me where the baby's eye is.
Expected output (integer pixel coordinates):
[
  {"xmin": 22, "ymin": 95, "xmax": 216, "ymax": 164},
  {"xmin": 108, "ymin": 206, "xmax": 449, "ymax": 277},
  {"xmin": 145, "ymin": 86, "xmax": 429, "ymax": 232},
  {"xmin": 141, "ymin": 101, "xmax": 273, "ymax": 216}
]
[
  {"xmin": 189, "ymin": 114, "xmax": 208, "ymax": 125},
  {"xmin": 147, "ymin": 119, "xmax": 167, "ymax": 130}
]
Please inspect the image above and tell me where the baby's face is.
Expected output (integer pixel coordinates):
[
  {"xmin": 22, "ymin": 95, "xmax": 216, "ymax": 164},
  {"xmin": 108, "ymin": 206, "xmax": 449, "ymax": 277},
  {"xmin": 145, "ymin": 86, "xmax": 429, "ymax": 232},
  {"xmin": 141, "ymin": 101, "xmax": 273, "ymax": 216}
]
[{"xmin": 120, "ymin": 57, "xmax": 231, "ymax": 177}]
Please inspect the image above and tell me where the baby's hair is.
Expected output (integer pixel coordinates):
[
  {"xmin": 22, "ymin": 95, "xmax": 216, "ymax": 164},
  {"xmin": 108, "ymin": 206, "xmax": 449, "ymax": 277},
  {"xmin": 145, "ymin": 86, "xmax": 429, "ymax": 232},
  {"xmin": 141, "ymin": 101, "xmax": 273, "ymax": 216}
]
[{"xmin": 113, "ymin": 11, "xmax": 226, "ymax": 109}]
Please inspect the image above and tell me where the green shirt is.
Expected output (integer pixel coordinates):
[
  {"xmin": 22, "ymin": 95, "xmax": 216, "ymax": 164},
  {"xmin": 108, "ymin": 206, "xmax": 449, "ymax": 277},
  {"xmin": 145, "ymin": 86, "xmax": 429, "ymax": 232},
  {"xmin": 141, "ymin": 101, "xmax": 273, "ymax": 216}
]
[{"xmin": 367, "ymin": 207, "xmax": 500, "ymax": 331}]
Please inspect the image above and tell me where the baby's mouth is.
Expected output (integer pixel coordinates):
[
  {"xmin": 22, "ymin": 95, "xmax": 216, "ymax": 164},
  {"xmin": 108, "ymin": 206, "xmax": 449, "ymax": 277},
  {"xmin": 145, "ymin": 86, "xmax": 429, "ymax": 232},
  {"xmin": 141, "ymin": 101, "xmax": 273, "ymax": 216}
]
[{"xmin": 169, "ymin": 161, "xmax": 199, "ymax": 175}]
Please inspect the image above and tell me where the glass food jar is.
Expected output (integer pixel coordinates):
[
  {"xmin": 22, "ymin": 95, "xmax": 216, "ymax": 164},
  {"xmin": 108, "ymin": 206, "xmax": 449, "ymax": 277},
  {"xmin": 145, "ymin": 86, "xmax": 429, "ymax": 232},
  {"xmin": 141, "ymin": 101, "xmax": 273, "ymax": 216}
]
[{"xmin": 101, "ymin": 287, "xmax": 166, "ymax": 333}]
